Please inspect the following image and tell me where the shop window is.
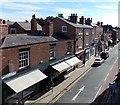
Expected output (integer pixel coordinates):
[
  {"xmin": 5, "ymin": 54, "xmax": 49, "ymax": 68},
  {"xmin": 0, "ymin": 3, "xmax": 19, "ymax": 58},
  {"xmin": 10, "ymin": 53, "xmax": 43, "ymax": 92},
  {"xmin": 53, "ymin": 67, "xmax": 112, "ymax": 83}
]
[{"xmin": 78, "ymin": 38, "xmax": 82, "ymax": 48}]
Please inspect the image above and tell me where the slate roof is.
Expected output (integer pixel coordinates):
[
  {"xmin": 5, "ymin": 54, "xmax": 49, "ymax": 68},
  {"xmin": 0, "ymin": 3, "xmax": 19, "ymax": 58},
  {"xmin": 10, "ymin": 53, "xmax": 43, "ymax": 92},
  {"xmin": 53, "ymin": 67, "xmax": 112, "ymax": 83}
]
[
  {"xmin": 57, "ymin": 17, "xmax": 93, "ymax": 29},
  {"xmin": 112, "ymin": 29, "xmax": 117, "ymax": 31},
  {"xmin": 1, "ymin": 34, "xmax": 71, "ymax": 48},
  {"xmin": 7, "ymin": 21, "xmax": 14, "ymax": 25},
  {"xmin": 91, "ymin": 23, "xmax": 99, "ymax": 27},
  {"xmin": 17, "ymin": 22, "xmax": 42, "ymax": 31}
]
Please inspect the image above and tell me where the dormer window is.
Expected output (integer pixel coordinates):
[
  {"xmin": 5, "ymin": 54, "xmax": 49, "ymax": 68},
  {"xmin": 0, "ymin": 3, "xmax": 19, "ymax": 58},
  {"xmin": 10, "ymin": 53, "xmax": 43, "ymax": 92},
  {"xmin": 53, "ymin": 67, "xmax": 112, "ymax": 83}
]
[
  {"xmin": 62, "ymin": 26, "xmax": 67, "ymax": 32},
  {"xmin": 10, "ymin": 28, "xmax": 16, "ymax": 34}
]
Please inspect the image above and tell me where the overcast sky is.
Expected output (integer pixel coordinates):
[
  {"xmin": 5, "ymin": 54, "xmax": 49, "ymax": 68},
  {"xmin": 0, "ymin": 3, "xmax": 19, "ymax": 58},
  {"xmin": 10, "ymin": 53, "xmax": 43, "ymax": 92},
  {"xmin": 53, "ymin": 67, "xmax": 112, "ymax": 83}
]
[{"xmin": 0, "ymin": 0, "xmax": 119, "ymax": 27}]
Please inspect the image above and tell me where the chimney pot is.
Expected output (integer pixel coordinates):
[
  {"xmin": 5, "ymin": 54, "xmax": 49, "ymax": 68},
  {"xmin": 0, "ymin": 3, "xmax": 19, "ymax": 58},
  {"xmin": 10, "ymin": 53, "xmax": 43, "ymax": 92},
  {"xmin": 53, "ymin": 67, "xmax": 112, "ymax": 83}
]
[
  {"xmin": 58, "ymin": 14, "xmax": 63, "ymax": 18},
  {"xmin": 31, "ymin": 14, "xmax": 37, "ymax": 34},
  {"xmin": 70, "ymin": 13, "xmax": 78, "ymax": 23}
]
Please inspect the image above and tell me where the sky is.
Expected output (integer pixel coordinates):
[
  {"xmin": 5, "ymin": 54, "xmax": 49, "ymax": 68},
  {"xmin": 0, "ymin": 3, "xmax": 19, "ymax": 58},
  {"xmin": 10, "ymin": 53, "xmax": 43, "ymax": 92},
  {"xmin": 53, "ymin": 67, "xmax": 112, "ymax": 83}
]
[{"xmin": 0, "ymin": 0, "xmax": 119, "ymax": 27}]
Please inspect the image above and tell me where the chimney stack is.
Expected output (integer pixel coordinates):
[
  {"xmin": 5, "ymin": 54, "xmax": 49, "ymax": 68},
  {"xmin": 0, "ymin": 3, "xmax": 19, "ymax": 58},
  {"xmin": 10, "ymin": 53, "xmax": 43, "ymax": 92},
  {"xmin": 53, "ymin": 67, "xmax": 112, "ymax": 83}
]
[
  {"xmin": 97, "ymin": 21, "xmax": 100, "ymax": 26},
  {"xmin": 79, "ymin": 16, "xmax": 85, "ymax": 24},
  {"xmin": 58, "ymin": 14, "xmax": 64, "ymax": 18},
  {"xmin": 85, "ymin": 18, "xmax": 91, "ymax": 25},
  {"xmin": 31, "ymin": 14, "xmax": 37, "ymax": 34},
  {"xmin": 42, "ymin": 16, "xmax": 53, "ymax": 36},
  {"xmin": 101, "ymin": 22, "xmax": 103, "ymax": 26},
  {"xmin": 0, "ymin": 19, "xmax": 8, "ymax": 38},
  {"xmin": 70, "ymin": 13, "xmax": 78, "ymax": 23},
  {"xmin": 91, "ymin": 18, "xmax": 92, "ymax": 23}
]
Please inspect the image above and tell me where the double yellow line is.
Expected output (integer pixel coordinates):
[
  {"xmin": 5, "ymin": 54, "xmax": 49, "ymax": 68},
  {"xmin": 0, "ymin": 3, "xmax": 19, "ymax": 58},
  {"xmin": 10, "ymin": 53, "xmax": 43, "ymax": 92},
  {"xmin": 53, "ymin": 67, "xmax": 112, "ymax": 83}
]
[{"xmin": 48, "ymin": 67, "xmax": 92, "ymax": 105}]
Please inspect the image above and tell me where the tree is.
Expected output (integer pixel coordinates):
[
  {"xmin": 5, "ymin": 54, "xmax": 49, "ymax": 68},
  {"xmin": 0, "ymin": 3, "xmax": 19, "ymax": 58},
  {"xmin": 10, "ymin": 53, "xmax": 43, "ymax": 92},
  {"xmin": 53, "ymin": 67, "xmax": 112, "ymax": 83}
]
[{"xmin": 36, "ymin": 18, "xmax": 45, "ymax": 27}]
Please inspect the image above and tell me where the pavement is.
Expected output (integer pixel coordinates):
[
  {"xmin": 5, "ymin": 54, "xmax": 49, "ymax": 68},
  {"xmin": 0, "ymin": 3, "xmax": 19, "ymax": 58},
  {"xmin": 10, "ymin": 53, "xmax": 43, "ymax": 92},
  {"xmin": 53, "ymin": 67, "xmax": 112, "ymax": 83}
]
[
  {"xmin": 24, "ymin": 47, "xmax": 115, "ymax": 105},
  {"xmin": 105, "ymin": 69, "xmax": 120, "ymax": 105},
  {"xmin": 24, "ymin": 55, "xmax": 96, "ymax": 105}
]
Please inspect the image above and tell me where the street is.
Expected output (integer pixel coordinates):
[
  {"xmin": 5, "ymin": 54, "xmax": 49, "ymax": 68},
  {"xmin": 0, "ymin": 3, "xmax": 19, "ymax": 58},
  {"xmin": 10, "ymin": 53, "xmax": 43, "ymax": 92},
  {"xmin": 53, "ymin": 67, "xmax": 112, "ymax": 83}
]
[{"xmin": 53, "ymin": 44, "xmax": 119, "ymax": 104}]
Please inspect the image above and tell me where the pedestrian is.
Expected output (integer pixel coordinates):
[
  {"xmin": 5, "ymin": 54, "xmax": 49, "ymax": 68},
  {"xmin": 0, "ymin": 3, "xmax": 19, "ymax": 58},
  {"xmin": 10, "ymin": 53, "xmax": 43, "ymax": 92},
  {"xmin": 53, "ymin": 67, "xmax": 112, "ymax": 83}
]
[{"xmin": 19, "ymin": 100, "xmax": 24, "ymax": 105}]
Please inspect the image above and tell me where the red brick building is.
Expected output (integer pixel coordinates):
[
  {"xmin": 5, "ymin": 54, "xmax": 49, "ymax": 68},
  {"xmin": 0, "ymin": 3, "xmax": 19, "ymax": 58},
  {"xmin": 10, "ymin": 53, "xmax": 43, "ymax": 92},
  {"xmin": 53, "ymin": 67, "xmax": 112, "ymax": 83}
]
[
  {"xmin": 8, "ymin": 15, "xmax": 42, "ymax": 34},
  {"xmin": 1, "ymin": 15, "xmax": 83, "ymax": 104},
  {"xmin": 0, "ymin": 19, "xmax": 8, "ymax": 38},
  {"xmin": 52, "ymin": 14, "xmax": 93, "ymax": 61}
]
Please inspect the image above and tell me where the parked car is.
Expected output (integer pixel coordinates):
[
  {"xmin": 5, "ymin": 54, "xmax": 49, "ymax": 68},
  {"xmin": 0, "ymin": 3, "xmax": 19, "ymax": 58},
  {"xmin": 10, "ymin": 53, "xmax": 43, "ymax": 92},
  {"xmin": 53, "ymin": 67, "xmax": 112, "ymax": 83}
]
[
  {"xmin": 117, "ymin": 39, "xmax": 119, "ymax": 43},
  {"xmin": 101, "ymin": 51, "xmax": 109, "ymax": 60},
  {"xmin": 94, "ymin": 58, "xmax": 104, "ymax": 65}
]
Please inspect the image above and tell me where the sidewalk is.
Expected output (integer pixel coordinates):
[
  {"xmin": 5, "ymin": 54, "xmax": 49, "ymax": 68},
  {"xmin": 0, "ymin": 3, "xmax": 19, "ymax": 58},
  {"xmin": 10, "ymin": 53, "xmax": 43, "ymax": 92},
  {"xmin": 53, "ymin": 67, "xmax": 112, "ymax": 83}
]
[
  {"xmin": 106, "ymin": 72, "xmax": 120, "ymax": 105},
  {"xmin": 24, "ymin": 56, "xmax": 96, "ymax": 105}
]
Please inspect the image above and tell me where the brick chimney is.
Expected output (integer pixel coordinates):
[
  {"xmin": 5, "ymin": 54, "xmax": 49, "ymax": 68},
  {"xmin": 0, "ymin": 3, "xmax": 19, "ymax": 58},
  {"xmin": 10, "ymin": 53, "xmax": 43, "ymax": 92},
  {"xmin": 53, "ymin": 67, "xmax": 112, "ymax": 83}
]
[
  {"xmin": 42, "ymin": 17, "xmax": 53, "ymax": 36},
  {"xmin": 97, "ymin": 21, "xmax": 100, "ymax": 26},
  {"xmin": 31, "ymin": 14, "xmax": 37, "ymax": 34},
  {"xmin": 85, "ymin": 18, "xmax": 91, "ymax": 25},
  {"xmin": 91, "ymin": 18, "xmax": 92, "ymax": 23},
  {"xmin": 101, "ymin": 22, "xmax": 103, "ymax": 26},
  {"xmin": 58, "ymin": 14, "xmax": 64, "ymax": 18},
  {"xmin": 70, "ymin": 13, "xmax": 78, "ymax": 23},
  {"xmin": 79, "ymin": 16, "xmax": 85, "ymax": 24},
  {"xmin": 0, "ymin": 19, "xmax": 8, "ymax": 38}
]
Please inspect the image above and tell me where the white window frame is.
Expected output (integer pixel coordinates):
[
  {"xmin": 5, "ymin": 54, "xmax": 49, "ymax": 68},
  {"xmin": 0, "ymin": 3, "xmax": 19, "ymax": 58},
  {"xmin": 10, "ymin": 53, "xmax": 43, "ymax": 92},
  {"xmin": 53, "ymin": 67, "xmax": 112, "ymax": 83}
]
[
  {"xmin": 92, "ymin": 29, "xmax": 95, "ymax": 35},
  {"xmin": 50, "ymin": 45, "xmax": 56, "ymax": 60},
  {"xmin": 86, "ymin": 37, "xmax": 89, "ymax": 46},
  {"xmin": 67, "ymin": 42, "xmax": 72, "ymax": 54},
  {"xmin": 85, "ymin": 30, "xmax": 89, "ymax": 35},
  {"xmin": 62, "ymin": 26, "xmax": 67, "ymax": 32},
  {"xmin": 10, "ymin": 28, "xmax": 16, "ymax": 34},
  {"xmin": 19, "ymin": 50, "xmax": 29, "ymax": 69},
  {"xmin": 78, "ymin": 38, "xmax": 82, "ymax": 48},
  {"xmin": 79, "ymin": 30, "xmax": 83, "ymax": 35}
]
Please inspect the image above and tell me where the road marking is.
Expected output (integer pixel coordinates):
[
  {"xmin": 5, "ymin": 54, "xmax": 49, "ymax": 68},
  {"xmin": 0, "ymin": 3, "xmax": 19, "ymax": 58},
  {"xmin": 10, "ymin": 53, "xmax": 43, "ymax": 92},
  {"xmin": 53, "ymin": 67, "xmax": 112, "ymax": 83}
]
[
  {"xmin": 72, "ymin": 86, "xmax": 85, "ymax": 101},
  {"xmin": 48, "ymin": 67, "xmax": 92, "ymax": 105},
  {"xmin": 104, "ymin": 73, "xmax": 109, "ymax": 82},
  {"xmin": 93, "ymin": 85, "xmax": 102, "ymax": 102}
]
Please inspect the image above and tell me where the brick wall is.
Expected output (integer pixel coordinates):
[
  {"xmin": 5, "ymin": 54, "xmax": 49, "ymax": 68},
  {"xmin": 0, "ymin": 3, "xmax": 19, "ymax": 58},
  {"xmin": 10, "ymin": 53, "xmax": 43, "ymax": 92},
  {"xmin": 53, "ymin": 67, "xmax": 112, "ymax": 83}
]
[
  {"xmin": 1, "ymin": 40, "xmax": 74, "ymax": 75},
  {"xmin": 53, "ymin": 18, "xmax": 76, "ymax": 39},
  {"xmin": 96, "ymin": 26, "xmax": 103, "ymax": 41},
  {"xmin": 13, "ymin": 22, "xmax": 26, "ymax": 34},
  {"xmin": 0, "ymin": 19, "xmax": 8, "ymax": 38}
]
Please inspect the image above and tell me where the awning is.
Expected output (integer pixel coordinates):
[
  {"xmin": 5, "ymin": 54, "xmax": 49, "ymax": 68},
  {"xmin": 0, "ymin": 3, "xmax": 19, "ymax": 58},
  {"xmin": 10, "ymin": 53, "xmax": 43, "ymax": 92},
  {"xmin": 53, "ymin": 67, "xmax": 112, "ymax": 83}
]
[
  {"xmin": 4, "ymin": 69, "xmax": 47, "ymax": 93},
  {"xmin": 52, "ymin": 62, "xmax": 71, "ymax": 73},
  {"xmin": 76, "ymin": 51, "xmax": 84, "ymax": 57},
  {"xmin": 65, "ymin": 57, "xmax": 81, "ymax": 66}
]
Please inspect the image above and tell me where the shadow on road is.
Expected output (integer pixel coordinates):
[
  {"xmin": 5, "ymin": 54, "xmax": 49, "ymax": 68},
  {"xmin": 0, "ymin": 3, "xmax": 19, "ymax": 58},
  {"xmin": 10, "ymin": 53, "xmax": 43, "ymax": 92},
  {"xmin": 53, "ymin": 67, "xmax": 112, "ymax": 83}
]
[{"xmin": 90, "ymin": 71, "xmax": 120, "ymax": 105}]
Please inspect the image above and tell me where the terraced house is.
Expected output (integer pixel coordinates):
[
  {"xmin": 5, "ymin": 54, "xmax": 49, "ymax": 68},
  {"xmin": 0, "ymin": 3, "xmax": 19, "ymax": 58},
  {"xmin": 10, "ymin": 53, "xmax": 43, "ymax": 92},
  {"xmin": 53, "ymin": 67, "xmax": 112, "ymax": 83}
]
[
  {"xmin": 1, "ymin": 15, "xmax": 83, "ymax": 104},
  {"xmin": 52, "ymin": 14, "xmax": 94, "ymax": 62}
]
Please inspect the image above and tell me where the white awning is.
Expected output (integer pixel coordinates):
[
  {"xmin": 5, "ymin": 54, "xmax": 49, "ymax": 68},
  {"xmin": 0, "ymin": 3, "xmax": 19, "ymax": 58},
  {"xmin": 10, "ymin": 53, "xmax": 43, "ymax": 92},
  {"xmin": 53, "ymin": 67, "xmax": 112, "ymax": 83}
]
[
  {"xmin": 52, "ymin": 62, "xmax": 71, "ymax": 73},
  {"xmin": 4, "ymin": 69, "xmax": 47, "ymax": 93},
  {"xmin": 65, "ymin": 57, "xmax": 81, "ymax": 66}
]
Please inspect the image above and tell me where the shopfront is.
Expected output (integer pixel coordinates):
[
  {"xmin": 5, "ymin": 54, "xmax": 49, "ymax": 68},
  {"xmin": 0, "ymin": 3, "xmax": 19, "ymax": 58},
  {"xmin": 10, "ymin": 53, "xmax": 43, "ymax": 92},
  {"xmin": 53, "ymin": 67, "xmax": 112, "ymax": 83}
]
[
  {"xmin": 75, "ymin": 50, "xmax": 84, "ymax": 62},
  {"xmin": 65, "ymin": 56, "xmax": 82, "ymax": 70},
  {"xmin": 90, "ymin": 46, "xmax": 95, "ymax": 57},
  {"xmin": 85, "ymin": 48, "xmax": 90, "ymax": 61},
  {"xmin": 3, "ymin": 69, "xmax": 47, "ymax": 105}
]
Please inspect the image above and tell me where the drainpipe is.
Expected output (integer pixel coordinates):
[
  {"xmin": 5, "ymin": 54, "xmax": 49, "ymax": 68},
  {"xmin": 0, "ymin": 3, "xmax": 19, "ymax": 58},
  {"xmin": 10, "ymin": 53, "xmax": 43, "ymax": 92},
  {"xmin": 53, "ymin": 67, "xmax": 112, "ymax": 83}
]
[{"xmin": 83, "ymin": 28, "xmax": 86, "ymax": 64}]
